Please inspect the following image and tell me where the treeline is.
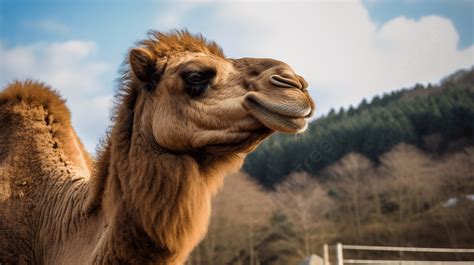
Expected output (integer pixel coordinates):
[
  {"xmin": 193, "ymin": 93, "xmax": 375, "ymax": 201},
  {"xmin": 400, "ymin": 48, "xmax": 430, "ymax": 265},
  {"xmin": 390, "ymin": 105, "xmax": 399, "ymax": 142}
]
[
  {"xmin": 187, "ymin": 144, "xmax": 474, "ymax": 265},
  {"xmin": 243, "ymin": 68, "xmax": 474, "ymax": 188}
]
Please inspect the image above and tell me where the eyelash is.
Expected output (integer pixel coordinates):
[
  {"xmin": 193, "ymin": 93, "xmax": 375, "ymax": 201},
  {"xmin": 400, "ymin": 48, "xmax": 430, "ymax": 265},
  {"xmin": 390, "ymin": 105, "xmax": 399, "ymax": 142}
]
[
  {"xmin": 188, "ymin": 82, "xmax": 209, "ymax": 98},
  {"xmin": 182, "ymin": 70, "xmax": 216, "ymax": 98}
]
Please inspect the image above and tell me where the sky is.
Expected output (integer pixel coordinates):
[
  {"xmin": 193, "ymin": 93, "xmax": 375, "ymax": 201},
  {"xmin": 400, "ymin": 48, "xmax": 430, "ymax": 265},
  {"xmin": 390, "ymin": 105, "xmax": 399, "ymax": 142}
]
[{"xmin": 1, "ymin": 0, "xmax": 473, "ymax": 152}]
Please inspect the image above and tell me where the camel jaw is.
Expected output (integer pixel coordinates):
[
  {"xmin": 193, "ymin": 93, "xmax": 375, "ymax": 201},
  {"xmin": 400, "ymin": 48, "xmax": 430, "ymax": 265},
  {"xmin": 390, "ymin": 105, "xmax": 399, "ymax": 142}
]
[{"xmin": 243, "ymin": 94, "xmax": 310, "ymax": 134}]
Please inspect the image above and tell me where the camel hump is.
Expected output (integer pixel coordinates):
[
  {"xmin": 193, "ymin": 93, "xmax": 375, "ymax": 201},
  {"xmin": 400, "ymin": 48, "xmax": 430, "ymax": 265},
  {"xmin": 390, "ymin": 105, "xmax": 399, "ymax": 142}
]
[
  {"xmin": 0, "ymin": 80, "xmax": 93, "ymax": 178},
  {"xmin": 0, "ymin": 80, "xmax": 71, "ymax": 125}
]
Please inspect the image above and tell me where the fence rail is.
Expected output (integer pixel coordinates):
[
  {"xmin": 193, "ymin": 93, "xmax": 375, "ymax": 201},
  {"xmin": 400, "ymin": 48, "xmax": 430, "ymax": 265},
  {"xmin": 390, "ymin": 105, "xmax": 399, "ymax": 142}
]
[
  {"xmin": 322, "ymin": 243, "xmax": 474, "ymax": 265},
  {"xmin": 344, "ymin": 259, "xmax": 474, "ymax": 264},
  {"xmin": 342, "ymin": 245, "xmax": 474, "ymax": 253}
]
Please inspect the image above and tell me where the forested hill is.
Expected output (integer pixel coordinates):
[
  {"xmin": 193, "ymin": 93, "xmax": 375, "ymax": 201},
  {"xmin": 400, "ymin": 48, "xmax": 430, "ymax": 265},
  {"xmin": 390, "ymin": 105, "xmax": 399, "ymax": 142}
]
[{"xmin": 243, "ymin": 68, "xmax": 474, "ymax": 188}]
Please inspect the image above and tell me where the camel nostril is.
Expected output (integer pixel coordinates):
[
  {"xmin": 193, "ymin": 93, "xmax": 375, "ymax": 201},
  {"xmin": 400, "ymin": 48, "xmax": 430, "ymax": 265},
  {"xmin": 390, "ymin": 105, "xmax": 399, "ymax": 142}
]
[{"xmin": 269, "ymin": 74, "xmax": 302, "ymax": 89}]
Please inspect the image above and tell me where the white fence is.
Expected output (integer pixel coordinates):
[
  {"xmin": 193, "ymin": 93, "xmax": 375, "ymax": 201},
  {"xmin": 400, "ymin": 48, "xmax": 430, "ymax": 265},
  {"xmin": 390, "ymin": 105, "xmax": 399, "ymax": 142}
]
[{"xmin": 322, "ymin": 243, "xmax": 474, "ymax": 265}]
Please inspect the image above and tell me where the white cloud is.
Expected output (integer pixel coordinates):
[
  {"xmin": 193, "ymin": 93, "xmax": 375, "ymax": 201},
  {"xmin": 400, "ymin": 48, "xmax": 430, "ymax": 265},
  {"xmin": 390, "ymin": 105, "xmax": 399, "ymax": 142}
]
[
  {"xmin": 154, "ymin": 1, "xmax": 474, "ymax": 115},
  {"xmin": 0, "ymin": 40, "xmax": 112, "ymax": 152},
  {"xmin": 24, "ymin": 19, "xmax": 70, "ymax": 34}
]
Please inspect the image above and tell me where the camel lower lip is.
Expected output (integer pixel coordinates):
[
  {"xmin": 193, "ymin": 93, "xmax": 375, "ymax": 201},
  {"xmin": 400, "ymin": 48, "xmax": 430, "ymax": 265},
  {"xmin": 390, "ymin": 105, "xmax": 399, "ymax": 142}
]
[{"xmin": 245, "ymin": 98, "xmax": 308, "ymax": 133}]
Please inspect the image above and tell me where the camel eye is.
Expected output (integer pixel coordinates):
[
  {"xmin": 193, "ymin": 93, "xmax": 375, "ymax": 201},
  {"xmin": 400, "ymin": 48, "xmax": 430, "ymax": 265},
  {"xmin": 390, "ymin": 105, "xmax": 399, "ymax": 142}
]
[
  {"xmin": 182, "ymin": 70, "xmax": 215, "ymax": 84},
  {"xmin": 182, "ymin": 70, "xmax": 215, "ymax": 98},
  {"xmin": 185, "ymin": 72, "xmax": 205, "ymax": 83}
]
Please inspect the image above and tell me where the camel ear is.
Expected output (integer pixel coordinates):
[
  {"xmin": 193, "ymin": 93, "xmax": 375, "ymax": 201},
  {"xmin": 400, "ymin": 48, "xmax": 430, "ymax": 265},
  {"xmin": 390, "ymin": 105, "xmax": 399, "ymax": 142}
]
[{"xmin": 129, "ymin": 48, "xmax": 156, "ymax": 82}]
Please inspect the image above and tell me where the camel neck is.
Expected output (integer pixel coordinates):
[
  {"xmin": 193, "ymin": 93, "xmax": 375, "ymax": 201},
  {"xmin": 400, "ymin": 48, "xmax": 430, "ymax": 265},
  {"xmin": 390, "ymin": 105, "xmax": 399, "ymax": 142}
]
[
  {"xmin": 90, "ymin": 128, "xmax": 236, "ymax": 264},
  {"xmin": 85, "ymin": 90, "xmax": 247, "ymax": 263}
]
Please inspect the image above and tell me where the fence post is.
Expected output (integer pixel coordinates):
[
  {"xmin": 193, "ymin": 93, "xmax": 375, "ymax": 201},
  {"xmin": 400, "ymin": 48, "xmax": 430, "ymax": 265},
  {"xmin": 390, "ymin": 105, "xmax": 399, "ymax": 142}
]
[
  {"xmin": 323, "ymin": 244, "xmax": 329, "ymax": 265},
  {"xmin": 337, "ymin": 243, "xmax": 343, "ymax": 265}
]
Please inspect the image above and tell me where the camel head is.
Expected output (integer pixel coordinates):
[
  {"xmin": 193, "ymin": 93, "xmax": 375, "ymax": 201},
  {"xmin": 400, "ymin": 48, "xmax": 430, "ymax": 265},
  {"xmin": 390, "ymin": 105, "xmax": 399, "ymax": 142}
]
[{"xmin": 127, "ymin": 30, "xmax": 314, "ymax": 154}]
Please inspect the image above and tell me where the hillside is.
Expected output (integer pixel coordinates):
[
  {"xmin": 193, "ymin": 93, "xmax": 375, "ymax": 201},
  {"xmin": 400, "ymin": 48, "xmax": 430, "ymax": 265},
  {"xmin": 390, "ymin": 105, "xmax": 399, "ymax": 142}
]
[
  {"xmin": 188, "ymin": 145, "xmax": 474, "ymax": 265},
  {"xmin": 243, "ymin": 68, "xmax": 474, "ymax": 188}
]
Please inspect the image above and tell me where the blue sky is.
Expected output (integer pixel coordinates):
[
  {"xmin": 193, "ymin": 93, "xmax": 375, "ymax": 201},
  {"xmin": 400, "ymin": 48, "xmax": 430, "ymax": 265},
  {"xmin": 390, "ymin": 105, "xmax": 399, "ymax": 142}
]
[
  {"xmin": 364, "ymin": 0, "xmax": 473, "ymax": 49},
  {"xmin": 1, "ymin": 0, "xmax": 473, "ymax": 152}
]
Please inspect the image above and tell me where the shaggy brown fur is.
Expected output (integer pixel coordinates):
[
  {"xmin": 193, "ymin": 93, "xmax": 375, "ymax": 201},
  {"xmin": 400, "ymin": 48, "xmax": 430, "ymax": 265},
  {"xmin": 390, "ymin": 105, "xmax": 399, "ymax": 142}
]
[{"xmin": 0, "ymin": 30, "xmax": 314, "ymax": 265}]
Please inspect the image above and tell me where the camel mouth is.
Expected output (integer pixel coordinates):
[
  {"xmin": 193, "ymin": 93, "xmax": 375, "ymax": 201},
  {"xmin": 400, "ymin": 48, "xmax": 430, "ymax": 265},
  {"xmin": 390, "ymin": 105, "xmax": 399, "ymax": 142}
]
[{"xmin": 244, "ymin": 95, "xmax": 310, "ymax": 134}]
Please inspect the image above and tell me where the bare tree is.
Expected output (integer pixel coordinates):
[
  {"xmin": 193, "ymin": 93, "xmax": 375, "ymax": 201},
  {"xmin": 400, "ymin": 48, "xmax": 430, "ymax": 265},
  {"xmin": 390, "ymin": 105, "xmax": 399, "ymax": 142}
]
[
  {"xmin": 436, "ymin": 146, "xmax": 474, "ymax": 197},
  {"xmin": 188, "ymin": 172, "xmax": 275, "ymax": 264},
  {"xmin": 325, "ymin": 152, "xmax": 374, "ymax": 238},
  {"xmin": 273, "ymin": 172, "xmax": 334, "ymax": 258},
  {"xmin": 379, "ymin": 144, "xmax": 440, "ymax": 221}
]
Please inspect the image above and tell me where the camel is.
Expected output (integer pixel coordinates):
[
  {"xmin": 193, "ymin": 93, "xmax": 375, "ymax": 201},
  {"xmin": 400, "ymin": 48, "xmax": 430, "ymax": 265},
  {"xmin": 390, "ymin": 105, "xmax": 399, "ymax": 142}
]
[{"xmin": 0, "ymin": 30, "xmax": 314, "ymax": 265}]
